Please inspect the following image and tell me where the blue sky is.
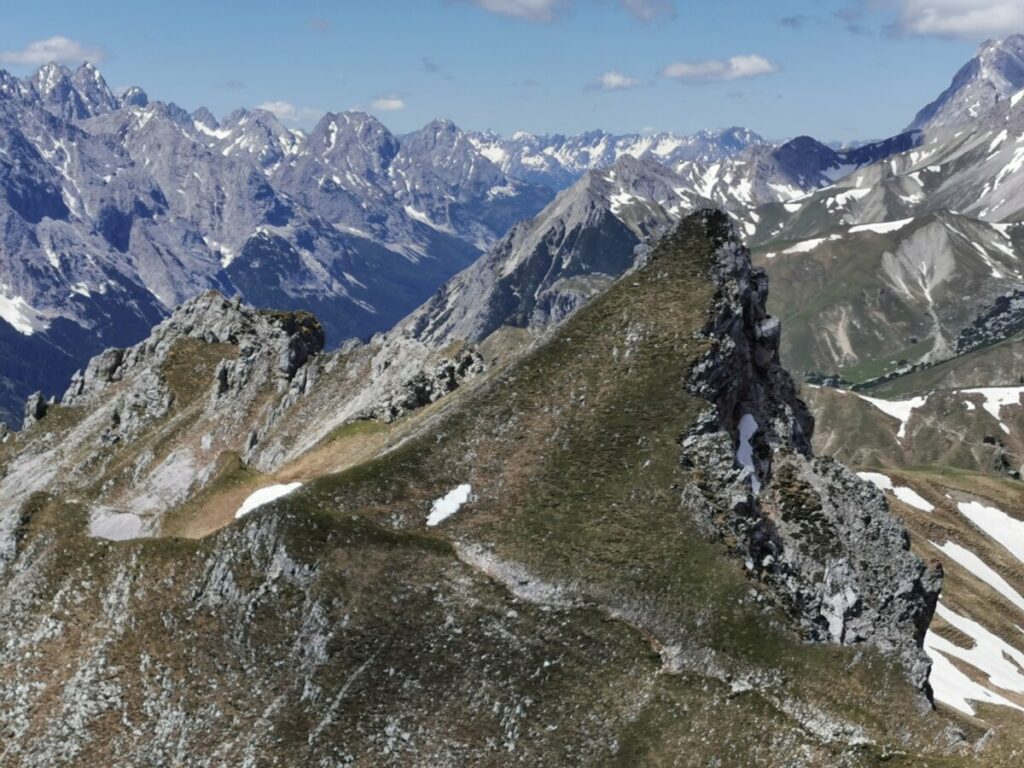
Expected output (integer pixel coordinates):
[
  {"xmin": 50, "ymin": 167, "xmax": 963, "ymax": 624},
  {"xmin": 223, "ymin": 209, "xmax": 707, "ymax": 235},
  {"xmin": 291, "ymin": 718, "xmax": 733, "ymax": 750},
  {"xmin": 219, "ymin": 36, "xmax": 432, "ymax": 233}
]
[{"xmin": 0, "ymin": 0, "xmax": 1019, "ymax": 142}]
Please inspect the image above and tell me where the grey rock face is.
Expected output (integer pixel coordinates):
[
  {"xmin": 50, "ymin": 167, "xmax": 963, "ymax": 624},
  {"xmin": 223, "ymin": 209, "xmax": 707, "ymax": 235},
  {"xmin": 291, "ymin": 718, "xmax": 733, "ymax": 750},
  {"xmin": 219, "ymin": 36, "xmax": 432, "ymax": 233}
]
[
  {"xmin": 910, "ymin": 35, "xmax": 1024, "ymax": 132},
  {"xmin": 678, "ymin": 210, "xmax": 942, "ymax": 690},
  {"xmin": 405, "ymin": 154, "xmax": 710, "ymax": 347},
  {"xmin": 359, "ymin": 348, "xmax": 485, "ymax": 422},
  {"xmin": 21, "ymin": 392, "xmax": 47, "ymax": 430},
  {"xmin": 0, "ymin": 291, "xmax": 326, "ymax": 566},
  {"xmin": 63, "ymin": 292, "xmax": 324, "ymax": 407},
  {"xmin": 0, "ymin": 65, "xmax": 546, "ymax": 425}
]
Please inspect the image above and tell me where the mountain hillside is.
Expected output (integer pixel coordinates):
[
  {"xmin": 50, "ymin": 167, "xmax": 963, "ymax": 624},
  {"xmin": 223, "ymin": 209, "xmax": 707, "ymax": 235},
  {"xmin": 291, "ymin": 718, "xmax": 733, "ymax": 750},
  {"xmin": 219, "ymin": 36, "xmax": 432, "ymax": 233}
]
[
  {"xmin": 3, "ymin": 212, "xmax": 1002, "ymax": 765},
  {"xmin": 752, "ymin": 211, "xmax": 1024, "ymax": 384}
]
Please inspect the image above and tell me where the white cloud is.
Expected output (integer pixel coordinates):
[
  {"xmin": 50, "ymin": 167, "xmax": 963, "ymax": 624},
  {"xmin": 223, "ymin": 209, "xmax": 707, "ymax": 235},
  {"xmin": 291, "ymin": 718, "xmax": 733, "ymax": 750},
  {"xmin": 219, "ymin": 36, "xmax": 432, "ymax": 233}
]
[
  {"xmin": 371, "ymin": 96, "xmax": 406, "ymax": 111},
  {"xmin": 591, "ymin": 70, "xmax": 643, "ymax": 90},
  {"xmin": 466, "ymin": 0, "xmax": 566, "ymax": 21},
  {"xmin": 256, "ymin": 100, "xmax": 322, "ymax": 123},
  {"xmin": 890, "ymin": 0, "xmax": 1024, "ymax": 39},
  {"xmin": 619, "ymin": 0, "xmax": 675, "ymax": 21},
  {"xmin": 464, "ymin": 0, "xmax": 673, "ymax": 21},
  {"xmin": 0, "ymin": 36, "xmax": 105, "ymax": 66},
  {"xmin": 660, "ymin": 54, "xmax": 780, "ymax": 83}
]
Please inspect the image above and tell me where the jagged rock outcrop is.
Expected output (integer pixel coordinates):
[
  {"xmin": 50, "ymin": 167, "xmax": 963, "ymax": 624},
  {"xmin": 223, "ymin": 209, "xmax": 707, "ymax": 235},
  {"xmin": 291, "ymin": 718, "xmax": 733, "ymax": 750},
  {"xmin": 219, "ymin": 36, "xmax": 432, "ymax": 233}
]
[
  {"xmin": 359, "ymin": 348, "xmax": 485, "ymax": 422},
  {"xmin": 21, "ymin": 392, "xmax": 48, "ymax": 431},
  {"xmin": 956, "ymin": 287, "xmax": 1024, "ymax": 355},
  {"xmin": 679, "ymin": 210, "xmax": 942, "ymax": 689},
  {"xmin": 0, "ymin": 292, "xmax": 325, "ymax": 562},
  {"xmin": 63, "ymin": 292, "xmax": 324, "ymax": 406}
]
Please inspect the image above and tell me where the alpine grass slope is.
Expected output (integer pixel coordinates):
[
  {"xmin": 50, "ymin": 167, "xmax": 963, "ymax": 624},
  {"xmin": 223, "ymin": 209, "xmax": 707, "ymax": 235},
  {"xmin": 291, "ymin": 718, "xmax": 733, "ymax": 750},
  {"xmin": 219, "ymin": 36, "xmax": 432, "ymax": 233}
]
[{"xmin": 3, "ymin": 211, "xmax": 1006, "ymax": 765}]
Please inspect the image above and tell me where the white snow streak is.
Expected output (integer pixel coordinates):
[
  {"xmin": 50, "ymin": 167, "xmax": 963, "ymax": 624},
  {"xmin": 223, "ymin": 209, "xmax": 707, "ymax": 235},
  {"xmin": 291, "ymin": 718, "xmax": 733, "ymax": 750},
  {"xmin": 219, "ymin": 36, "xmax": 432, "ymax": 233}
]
[
  {"xmin": 931, "ymin": 540, "xmax": 1024, "ymax": 613},
  {"xmin": 854, "ymin": 394, "xmax": 927, "ymax": 439},
  {"xmin": 924, "ymin": 602, "xmax": 1024, "ymax": 716},
  {"xmin": 427, "ymin": 484, "xmax": 473, "ymax": 527},
  {"xmin": 957, "ymin": 500, "xmax": 1024, "ymax": 565},
  {"xmin": 848, "ymin": 218, "xmax": 914, "ymax": 235},
  {"xmin": 736, "ymin": 414, "xmax": 760, "ymax": 493},
  {"xmin": 235, "ymin": 482, "xmax": 303, "ymax": 519},
  {"xmin": 856, "ymin": 472, "xmax": 934, "ymax": 512}
]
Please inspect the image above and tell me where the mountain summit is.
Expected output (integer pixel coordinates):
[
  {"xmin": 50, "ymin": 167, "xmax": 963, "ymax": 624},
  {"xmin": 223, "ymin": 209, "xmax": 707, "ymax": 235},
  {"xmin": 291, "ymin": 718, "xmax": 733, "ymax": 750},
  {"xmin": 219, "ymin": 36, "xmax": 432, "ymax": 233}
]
[
  {"xmin": 909, "ymin": 34, "xmax": 1024, "ymax": 132},
  {"xmin": 0, "ymin": 212, "xmax": 954, "ymax": 764}
]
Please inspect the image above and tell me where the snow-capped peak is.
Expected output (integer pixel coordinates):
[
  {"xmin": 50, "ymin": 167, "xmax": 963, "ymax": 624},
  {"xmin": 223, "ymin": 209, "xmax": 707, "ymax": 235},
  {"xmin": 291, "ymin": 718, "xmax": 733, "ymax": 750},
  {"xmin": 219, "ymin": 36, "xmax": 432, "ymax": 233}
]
[{"xmin": 910, "ymin": 34, "xmax": 1024, "ymax": 132}]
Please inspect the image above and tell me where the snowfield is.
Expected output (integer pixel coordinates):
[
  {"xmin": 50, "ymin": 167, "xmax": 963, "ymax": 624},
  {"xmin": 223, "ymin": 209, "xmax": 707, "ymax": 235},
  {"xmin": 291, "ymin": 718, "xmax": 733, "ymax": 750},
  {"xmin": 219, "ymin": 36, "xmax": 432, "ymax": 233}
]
[
  {"xmin": 856, "ymin": 472, "xmax": 934, "ymax": 512},
  {"xmin": 957, "ymin": 500, "xmax": 1024, "ymax": 564},
  {"xmin": 925, "ymin": 602, "xmax": 1024, "ymax": 717},
  {"xmin": 235, "ymin": 482, "xmax": 304, "ymax": 519},
  {"xmin": 853, "ymin": 394, "xmax": 927, "ymax": 439}
]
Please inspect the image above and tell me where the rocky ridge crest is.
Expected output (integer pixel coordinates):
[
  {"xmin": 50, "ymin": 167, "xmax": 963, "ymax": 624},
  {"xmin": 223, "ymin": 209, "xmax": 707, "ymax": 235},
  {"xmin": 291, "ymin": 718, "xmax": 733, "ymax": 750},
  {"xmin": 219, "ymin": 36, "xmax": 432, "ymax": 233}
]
[{"xmin": 679, "ymin": 211, "xmax": 942, "ymax": 689}]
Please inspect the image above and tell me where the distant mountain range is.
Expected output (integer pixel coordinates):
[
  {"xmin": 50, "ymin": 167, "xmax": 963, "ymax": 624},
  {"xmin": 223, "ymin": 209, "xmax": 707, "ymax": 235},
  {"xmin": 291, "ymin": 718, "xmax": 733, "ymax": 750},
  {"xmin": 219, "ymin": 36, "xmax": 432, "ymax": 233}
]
[{"xmin": 2, "ymin": 33, "xmax": 1024, "ymax": 425}]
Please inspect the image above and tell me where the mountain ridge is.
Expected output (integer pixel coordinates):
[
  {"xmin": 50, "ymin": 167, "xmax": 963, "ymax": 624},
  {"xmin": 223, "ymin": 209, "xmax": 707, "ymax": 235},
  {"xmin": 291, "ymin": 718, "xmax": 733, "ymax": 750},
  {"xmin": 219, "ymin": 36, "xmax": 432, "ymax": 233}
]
[
  {"xmin": 910, "ymin": 34, "xmax": 1024, "ymax": 132},
  {"xmin": 0, "ymin": 212, "xmax": 972, "ymax": 764}
]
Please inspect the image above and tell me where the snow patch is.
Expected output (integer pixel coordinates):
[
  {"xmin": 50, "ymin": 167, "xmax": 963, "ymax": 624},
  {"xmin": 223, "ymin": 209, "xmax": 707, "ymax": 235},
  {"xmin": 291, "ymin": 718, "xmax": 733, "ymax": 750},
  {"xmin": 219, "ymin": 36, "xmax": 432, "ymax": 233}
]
[
  {"xmin": 404, "ymin": 205, "xmax": 433, "ymax": 225},
  {"xmin": 854, "ymin": 394, "xmax": 927, "ymax": 439},
  {"xmin": 829, "ymin": 188, "xmax": 871, "ymax": 207},
  {"xmin": 957, "ymin": 500, "xmax": 1024, "ymax": 565},
  {"xmin": 427, "ymin": 484, "xmax": 473, "ymax": 527},
  {"xmin": 848, "ymin": 218, "xmax": 914, "ymax": 235},
  {"xmin": 736, "ymin": 414, "xmax": 760, "ymax": 494},
  {"xmin": 856, "ymin": 472, "xmax": 934, "ymax": 512},
  {"xmin": 609, "ymin": 191, "xmax": 644, "ymax": 214},
  {"xmin": 783, "ymin": 235, "xmax": 841, "ymax": 254},
  {"xmin": 962, "ymin": 387, "xmax": 1024, "ymax": 434},
  {"xmin": 235, "ymin": 482, "xmax": 303, "ymax": 519},
  {"xmin": 193, "ymin": 120, "xmax": 232, "ymax": 140},
  {"xmin": 0, "ymin": 290, "xmax": 49, "ymax": 336},
  {"xmin": 932, "ymin": 540, "xmax": 1024, "ymax": 613},
  {"xmin": 924, "ymin": 602, "xmax": 1024, "ymax": 716}
]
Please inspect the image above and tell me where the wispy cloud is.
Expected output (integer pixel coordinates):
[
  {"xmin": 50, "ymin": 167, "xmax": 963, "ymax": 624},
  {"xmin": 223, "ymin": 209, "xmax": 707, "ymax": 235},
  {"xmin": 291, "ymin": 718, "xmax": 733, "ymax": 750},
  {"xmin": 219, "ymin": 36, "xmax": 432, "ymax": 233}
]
[
  {"xmin": 223, "ymin": 79, "xmax": 247, "ymax": 90},
  {"xmin": 464, "ymin": 0, "xmax": 567, "ymax": 21},
  {"xmin": 257, "ymin": 100, "xmax": 322, "ymax": 123},
  {"xmin": 887, "ymin": 0, "xmax": 1024, "ymax": 39},
  {"xmin": 660, "ymin": 54, "xmax": 780, "ymax": 83},
  {"xmin": 0, "ymin": 36, "xmax": 105, "ymax": 66},
  {"xmin": 309, "ymin": 17, "xmax": 331, "ymax": 32},
  {"xmin": 779, "ymin": 14, "xmax": 814, "ymax": 29},
  {"xmin": 589, "ymin": 70, "xmax": 643, "ymax": 90},
  {"xmin": 371, "ymin": 95, "xmax": 406, "ymax": 111},
  {"xmin": 619, "ymin": 0, "xmax": 675, "ymax": 21},
  {"xmin": 422, "ymin": 56, "xmax": 441, "ymax": 73},
  {"xmin": 462, "ymin": 0, "xmax": 674, "ymax": 21},
  {"xmin": 835, "ymin": 3, "xmax": 869, "ymax": 34}
]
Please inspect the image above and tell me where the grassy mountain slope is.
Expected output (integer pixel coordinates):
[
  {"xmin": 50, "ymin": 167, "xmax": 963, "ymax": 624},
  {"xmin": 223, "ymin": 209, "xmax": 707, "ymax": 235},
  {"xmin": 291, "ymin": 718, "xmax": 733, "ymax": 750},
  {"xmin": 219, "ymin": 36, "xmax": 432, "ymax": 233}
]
[{"xmin": 0, "ymin": 214, "xmax": 1005, "ymax": 765}]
